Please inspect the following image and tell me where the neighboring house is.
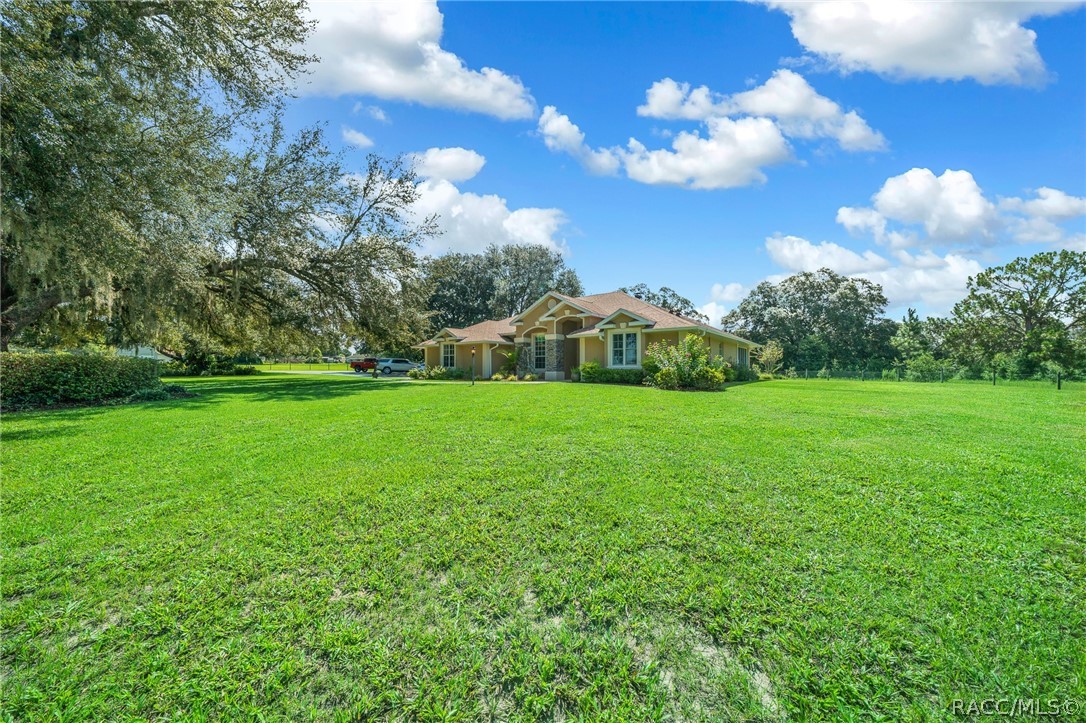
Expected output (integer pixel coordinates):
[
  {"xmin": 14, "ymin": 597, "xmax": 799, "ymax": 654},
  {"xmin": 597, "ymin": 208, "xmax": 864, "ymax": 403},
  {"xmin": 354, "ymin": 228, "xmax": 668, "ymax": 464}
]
[{"xmin": 415, "ymin": 289, "xmax": 756, "ymax": 381}]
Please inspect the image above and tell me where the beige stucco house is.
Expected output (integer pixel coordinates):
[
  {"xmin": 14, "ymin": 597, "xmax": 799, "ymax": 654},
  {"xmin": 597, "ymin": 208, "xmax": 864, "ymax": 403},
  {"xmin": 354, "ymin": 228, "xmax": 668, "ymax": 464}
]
[{"xmin": 415, "ymin": 290, "xmax": 757, "ymax": 381}]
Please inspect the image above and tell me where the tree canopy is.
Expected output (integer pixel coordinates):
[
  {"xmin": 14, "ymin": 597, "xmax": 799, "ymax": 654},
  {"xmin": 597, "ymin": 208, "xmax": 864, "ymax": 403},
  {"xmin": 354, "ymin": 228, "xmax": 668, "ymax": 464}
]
[
  {"xmin": 424, "ymin": 244, "xmax": 583, "ymax": 329},
  {"xmin": 946, "ymin": 249, "xmax": 1085, "ymax": 375},
  {"xmin": 721, "ymin": 268, "xmax": 895, "ymax": 369},
  {"xmin": 1, "ymin": 0, "xmax": 435, "ymax": 355},
  {"xmin": 619, "ymin": 284, "xmax": 708, "ymax": 322}
]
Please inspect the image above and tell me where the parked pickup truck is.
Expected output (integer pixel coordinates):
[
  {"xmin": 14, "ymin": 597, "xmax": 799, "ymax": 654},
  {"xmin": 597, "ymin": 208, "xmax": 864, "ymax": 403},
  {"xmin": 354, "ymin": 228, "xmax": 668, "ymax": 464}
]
[{"xmin": 347, "ymin": 357, "xmax": 378, "ymax": 373}]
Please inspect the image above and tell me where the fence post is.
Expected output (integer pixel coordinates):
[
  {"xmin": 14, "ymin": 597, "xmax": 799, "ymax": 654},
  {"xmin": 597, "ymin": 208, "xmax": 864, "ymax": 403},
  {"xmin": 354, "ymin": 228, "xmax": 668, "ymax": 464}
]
[
  {"xmin": 861, "ymin": 369, "xmax": 865, "ymax": 382},
  {"xmin": 940, "ymin": 367, "xmax": 944, "ymax": 383},
  {"xmin": 805, "ymin": 369, "xmax": 808, "ymax": 379},
  {"xmin": 1057, "ymin": 371, "xmax": 1061, "ymax": 390},
  {"xmin": 992, "ymin": 369, "xmax": 996, "ymax": 386}
]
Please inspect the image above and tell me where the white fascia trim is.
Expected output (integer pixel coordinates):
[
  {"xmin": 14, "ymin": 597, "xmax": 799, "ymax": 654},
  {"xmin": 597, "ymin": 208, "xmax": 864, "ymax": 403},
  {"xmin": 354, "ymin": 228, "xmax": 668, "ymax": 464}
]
[{"xmin": 596, "ymin": 308, "xmax": 656, "ymax": 327}]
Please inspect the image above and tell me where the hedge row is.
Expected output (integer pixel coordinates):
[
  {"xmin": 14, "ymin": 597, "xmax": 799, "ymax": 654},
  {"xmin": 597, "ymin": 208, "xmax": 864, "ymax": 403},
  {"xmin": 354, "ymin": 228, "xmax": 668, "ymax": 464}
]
[
  {"xmin": 578, "ymin": 362, "xmax": 645, "ymax": 385},
  {"xmin": 1, "ymin": 353, "xmax": 163, "ymax": 408}
]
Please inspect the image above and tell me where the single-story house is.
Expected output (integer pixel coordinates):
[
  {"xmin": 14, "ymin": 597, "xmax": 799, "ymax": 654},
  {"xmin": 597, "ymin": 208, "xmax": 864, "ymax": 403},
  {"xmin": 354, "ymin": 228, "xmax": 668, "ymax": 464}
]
[{"xmin": 415, "ymin": 289, "xmax": 757, "ymax": 381}]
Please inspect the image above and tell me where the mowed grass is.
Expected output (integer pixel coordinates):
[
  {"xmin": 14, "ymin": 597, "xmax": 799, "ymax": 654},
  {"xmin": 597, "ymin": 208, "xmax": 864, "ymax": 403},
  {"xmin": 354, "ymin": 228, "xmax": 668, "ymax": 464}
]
[{"xmin": 2, "ymin": 376, "xmax": 1083, "ymax": 721}]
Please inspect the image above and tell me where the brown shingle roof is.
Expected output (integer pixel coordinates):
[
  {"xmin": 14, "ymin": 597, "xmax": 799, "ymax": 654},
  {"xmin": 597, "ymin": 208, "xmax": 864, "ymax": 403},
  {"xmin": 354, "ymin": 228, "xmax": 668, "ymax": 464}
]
[
  {"xmin": 565, "ymin": 291, "xmax": 754, "ymax": 344},
  {"xmin": 421, "ymin": 291, "xmax": 755, "ymax": 347},
  {"xmin": 421, "ymin": 317, "xmax": 516, "ymax": 346}
]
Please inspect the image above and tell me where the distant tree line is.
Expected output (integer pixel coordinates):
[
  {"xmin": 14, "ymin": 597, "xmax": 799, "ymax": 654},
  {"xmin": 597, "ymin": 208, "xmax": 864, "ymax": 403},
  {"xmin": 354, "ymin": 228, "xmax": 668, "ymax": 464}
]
[{"xmin": 722, "ymin": 250, "xmax": 1086, "ymax": 379}]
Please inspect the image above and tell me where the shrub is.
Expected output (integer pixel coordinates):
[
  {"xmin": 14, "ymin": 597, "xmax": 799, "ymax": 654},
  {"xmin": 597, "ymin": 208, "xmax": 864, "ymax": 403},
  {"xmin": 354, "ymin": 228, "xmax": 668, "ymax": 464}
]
[
  {"xmin": 1, "ymin": 352, "xmax": 163, "ymax": 409},
  {"xmin": 784, "ymin": 367, "xmax": 798, "ymax": 379},
  {"xmin": 416, "ymin": 365, "xmax": 468, "ymax": 381},
  {"xmin": 816, "ymin": 366, "xmax": 831, "ymax": 379},
  {"xmin": 757, "ymin": 372, "xmax": 775, "ymax": 381},
  {"xmin": 641, "ymin": 334, "xmax": 729, "ymax": 391},
  {"xmin": 497, "ymin": 347, "xmax": 520, "ymax": 376},
  {"xmin": 407, "ymin": 368, "xmax": 422, "ymax": 379},
  {"xmin": 130, "ymin": 387, "xmax": 170, "ymax": 402},
  {"xmin": 905, "ymin": 353, "xmax": 944, "ymax": 382},
  {"xmin": 735, "ymin": 366, "xmax": 760, "ymax": 382},
  {"xmin": 754, "ymin": 340, "xmax": 784, "ymax": 375},
  {"xmin": 161, "ymin": 383, "xmax": 192, "ymax": 396},
  {"xmin": 505, "ymin": 374, "xmax": 517, "ymax": 382},
  {"xmin": 579, "ymin": 361, "xmax": 645, "ymax": 385},
  {"xmin": 490, "ymin": 372, "xmax": 505, "ymax": 381},
  {"xmin": 522, "ymin": 372, "xmax": 537, "ymax": 382},
  {"xmin": 159, "ymin": 357, "xmax": 257, "ymax": 376}
]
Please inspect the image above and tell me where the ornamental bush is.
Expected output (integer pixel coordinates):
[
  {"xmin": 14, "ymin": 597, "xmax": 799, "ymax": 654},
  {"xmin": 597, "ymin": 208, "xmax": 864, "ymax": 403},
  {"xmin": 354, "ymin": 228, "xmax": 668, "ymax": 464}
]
[
  {"xmin": 578, "ymin": 361, "xmax": 645, "ymax": 385},
  {"xmin": 642, "ymin": 334, "xmax": 731, "ymax": 391},
  {"xmin": 1, "ymin": 352, "xmax": 163, "ymax": 408},
  {"xmin": 412, "ymin": 365, "xmax": 468, "ymax": 380}
]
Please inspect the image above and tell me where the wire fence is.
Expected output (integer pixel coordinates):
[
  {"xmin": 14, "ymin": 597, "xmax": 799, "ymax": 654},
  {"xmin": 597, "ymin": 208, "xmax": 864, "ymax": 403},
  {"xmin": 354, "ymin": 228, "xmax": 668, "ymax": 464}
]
[{"xmin": 779, "ymin": 368, "xmax": 1081, "ymax": 390}]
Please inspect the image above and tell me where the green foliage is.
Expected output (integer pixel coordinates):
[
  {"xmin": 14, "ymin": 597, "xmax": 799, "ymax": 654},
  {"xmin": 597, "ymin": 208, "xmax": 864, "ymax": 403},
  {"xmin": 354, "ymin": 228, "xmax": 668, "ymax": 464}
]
[
  {"xmin": 490, "ymin": 372, "xmax": 505, "ymax": 381},
  {"xmin": 521, "ymin": 372, "xmax": 537, "ymax": 382},
  {"xmin": 2, "ymin": 2, "xmax": 434, "ymax": 357},
  {"xmin": 578, "ymin": 361, "xmax": 645, "ymax": 385},
  {"xmin": 754, "ymin": 340, "xmax": 784, "ymax": 375},
  {"xmin": 130, "ymin": 387, "xmax": 170, "ymax": 402},
  {"xmin": 619, "ymin": 284, "xmax": 708, "ymax": 322},
  {"xmin": 722, "ymin": 269, "xmax": 896, "ymax": 369},
  {"xmin": 949, "ymin": 250, "xmax": 1086, "ymax": 377},
  {"xmin": 1, "ymin": 352, "xmax": 161, "ymax": 408},
  {"xmin": 413, "ymin": 365, "xmax": 467, "ymax": 381},
  {"xmin": 424, "ymin": 244, "xmax": 584, "ymax": 329},
  {"xmin": 905, "ymin": 353, "xmax": 948, "ymax": 382},
  {"xmin": 497, "ymin": 347, "xmax": 520, "ymax": 376},
  {"xmin": 816, "ymin": 366, "xmax": 831, "ymax": 379},
  {"xmin": 642, "ymin": 334, "xmax": 731, "ymax": 390}
]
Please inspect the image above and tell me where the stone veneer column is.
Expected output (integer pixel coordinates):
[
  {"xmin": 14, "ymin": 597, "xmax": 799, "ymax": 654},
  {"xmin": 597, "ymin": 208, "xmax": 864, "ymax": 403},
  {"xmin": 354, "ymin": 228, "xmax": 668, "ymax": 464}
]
[{"xmin": 544, "ymin": 335, "xmax": 565, "ymax": 381}]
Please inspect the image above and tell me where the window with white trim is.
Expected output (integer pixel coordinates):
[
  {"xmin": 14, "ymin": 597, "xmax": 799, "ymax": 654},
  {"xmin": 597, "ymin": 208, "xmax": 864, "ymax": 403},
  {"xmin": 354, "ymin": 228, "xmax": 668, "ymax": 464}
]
[
  {"xmin": 611, "ymin": 332, "xmax": 637, "ymax": 367},
  {"xmin": 534, "ymin": 335, "xmax": 546, "ymax": 369},
  {"xmin": 738, "ymin": 347, "xmax": 749, "ymax": 368},
  {"xmin": 442, "ymin": 343, "xmax": 455, "ymax": 368}
]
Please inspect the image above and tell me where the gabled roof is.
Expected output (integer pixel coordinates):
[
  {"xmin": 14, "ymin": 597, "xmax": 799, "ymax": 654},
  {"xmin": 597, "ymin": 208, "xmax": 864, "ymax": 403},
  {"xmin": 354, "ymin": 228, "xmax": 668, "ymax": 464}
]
[
  {"xmin": 420, "ymin": 290, "xmax": 756, "ymax": 348},
  {"xmin": 512, "ymin": 291, "xmax": 602, "ymax": 323},
  {"xmin": 418, "ymin": 317, "xmax": 517, "ymax": 347}
]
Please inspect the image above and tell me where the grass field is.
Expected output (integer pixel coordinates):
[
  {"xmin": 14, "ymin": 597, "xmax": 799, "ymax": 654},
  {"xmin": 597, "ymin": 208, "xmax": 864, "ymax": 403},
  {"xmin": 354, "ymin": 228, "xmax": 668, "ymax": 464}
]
[{"xmin": 3, "ymin": 376, "xmax": 1083, "ymax": 721}]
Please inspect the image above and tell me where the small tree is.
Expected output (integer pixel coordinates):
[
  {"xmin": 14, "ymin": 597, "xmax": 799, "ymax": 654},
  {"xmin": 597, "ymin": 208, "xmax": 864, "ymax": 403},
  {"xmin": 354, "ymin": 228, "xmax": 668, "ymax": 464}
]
[{"xmin": 755, "ymin": 340, "xmax": 784, "ymax": 375}]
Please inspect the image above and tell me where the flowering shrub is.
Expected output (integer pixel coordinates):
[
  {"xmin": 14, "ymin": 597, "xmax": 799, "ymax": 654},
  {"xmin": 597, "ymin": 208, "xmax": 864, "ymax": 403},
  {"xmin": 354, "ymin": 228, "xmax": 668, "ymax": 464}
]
[{"xmin": 643, "ymin": 334, "xmax": 731, "ymax": 391}]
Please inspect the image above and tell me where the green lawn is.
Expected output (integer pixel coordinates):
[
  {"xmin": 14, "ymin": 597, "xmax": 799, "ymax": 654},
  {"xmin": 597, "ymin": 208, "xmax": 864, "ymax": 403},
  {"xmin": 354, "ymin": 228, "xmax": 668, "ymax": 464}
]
[{"xmin": 3, "ymin": 376, "xmax": 1083, "ymax": 721}]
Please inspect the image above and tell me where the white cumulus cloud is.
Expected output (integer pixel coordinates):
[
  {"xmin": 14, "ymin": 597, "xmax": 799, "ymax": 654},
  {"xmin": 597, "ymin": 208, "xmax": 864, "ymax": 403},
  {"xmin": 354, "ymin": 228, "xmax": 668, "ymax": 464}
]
[
  {"xmin": 301, "ymin": 1, "xmax": 535, "ymax": 120},
  {"xmin": 411, "ymin": 147, "xmax": 486, "ymax": 183},
  {"xmin": 840, "ymin": 169, "xmax": 1085, "ymax": 248},
  {"xmin": 537, "ymin": 107, "xmax": 621, "ymax": 175},
  {"xmin": 638, "ymin": 70, "xmax": 886, "ymax": 151},
  {"xmin": 622, "ymin": 116, "xmax": 792, "ymax": 190},
  {"xmin": 341, "ymin": 126, "xmax": 374, "ymax": 148},
  {"xmin": 698, "ymin": 282, "xmax": 748, "ymax": 326},
  {"xmin": 759, "ymin": 0, "xmax": 1083, "ymax": 86},
  {"xmin": 999, "ymin": 187, "xmax": 1086, "ymax": 221},
  {"xmin": 409, "ymin": 148, "xmax": 567, "ymax": 255},
  {"xmin": 763, "ymin": 234, "xmax": 984, "ymax": 311},
  {"xmin": 838, "ymin": 168, "xmax": 999, "ymax": 246},
  {"xmin": 766, "ymin": 234, "xmax": 891, "ymax": 274}
]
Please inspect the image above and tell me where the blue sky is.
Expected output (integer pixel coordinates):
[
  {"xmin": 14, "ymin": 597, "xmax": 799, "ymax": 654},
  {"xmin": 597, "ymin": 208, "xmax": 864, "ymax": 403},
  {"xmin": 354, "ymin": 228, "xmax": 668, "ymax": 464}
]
[{"xmin": 285, "ymin": 1, "xmax": 1086, "ymax": 320}]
